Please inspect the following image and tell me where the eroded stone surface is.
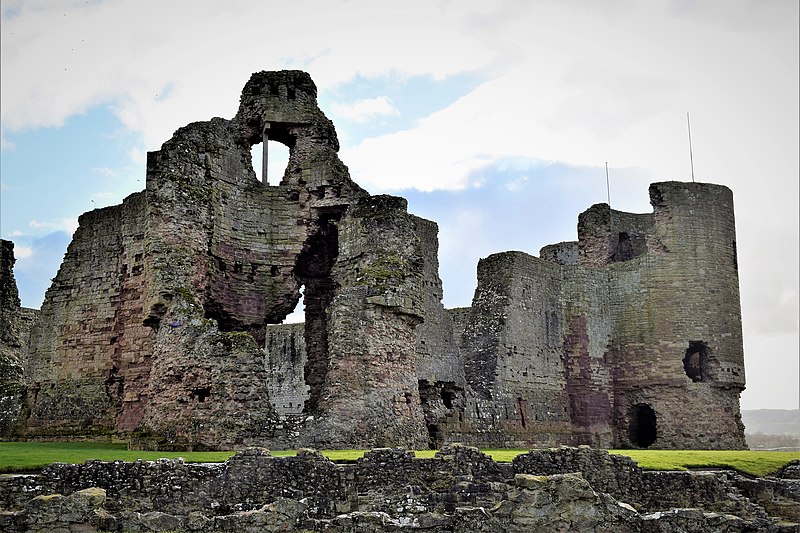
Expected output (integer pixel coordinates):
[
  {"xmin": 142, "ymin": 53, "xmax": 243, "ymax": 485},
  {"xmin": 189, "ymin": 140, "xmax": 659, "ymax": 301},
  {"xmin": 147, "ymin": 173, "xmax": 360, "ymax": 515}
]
[
  {"xmin": 4, "ymin": 71, "xmax": 747, "ymax": 451},
  {"xmin": 0, "ymin": 447, "xmax": 796, "ymax": 532}
]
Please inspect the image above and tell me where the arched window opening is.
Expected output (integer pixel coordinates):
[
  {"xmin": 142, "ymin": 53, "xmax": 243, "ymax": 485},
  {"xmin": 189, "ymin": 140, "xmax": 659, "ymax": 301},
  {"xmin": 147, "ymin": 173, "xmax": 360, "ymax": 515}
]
[
  {"xmin": 251, "ymin": 140, "xmax": 290, "ymax": 185},
  {"xmin": 282, "ymin": 285, "xmax": 305, "ymax": 324},
  {"xmin": 629, "ymin": 403, "xmax": 657, "ymax": 448},
  {"xmin": 683, "ymin": 341, "xmax": 710, "ymax": 382}
]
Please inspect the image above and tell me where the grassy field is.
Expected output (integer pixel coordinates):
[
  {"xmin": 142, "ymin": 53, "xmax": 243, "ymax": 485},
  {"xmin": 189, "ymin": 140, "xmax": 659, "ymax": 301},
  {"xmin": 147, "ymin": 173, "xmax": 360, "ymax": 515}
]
[{"xmin": 0, "ymin": 442, "xmax": 797, "ymax": 477}]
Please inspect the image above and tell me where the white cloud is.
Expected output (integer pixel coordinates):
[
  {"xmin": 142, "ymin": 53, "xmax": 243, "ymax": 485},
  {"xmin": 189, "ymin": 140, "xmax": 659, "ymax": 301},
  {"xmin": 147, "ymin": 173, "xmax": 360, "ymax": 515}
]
[
  {"xmin": 92, "ymin": 167, "xmax": 118, "ymax": 177},
  {"xmin": 0, "ymin": 130, "xmax": 14, "ymax": 150},
  {"xmin": 6, "ymin": 230, "xmax": 25, "ymax": 237},
  {"xmin": 0, "ymin": 0, "xmax": 493, "ymax": 148},
  {"xmin": 28, "ymin": 217, "xmax": 78, "ymax": 234},
  {"xmin": 91, "ymin": 191, "xmax": 116, "ymax": 200},
  {"xmin": 331, "ymin": 96, "xmax": 400, "ymax": 123},
  {"xmin": 13, "ymin": 245, "xmax": 32, "ymax": 259}
]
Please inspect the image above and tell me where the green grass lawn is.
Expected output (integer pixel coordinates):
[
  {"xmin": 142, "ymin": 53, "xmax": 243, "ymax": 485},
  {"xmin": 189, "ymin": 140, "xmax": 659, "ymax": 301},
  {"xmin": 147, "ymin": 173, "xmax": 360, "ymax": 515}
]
[{"xmin": 0, "ymin": 442, "xmax": 796, "ymax": 477}]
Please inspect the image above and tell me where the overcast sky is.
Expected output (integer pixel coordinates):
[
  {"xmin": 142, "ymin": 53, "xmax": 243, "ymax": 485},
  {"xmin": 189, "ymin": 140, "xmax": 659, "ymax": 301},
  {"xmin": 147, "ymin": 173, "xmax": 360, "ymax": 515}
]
[{"xmin": 1, "ymin": 0, "xmax": 797, "ymax": 411}]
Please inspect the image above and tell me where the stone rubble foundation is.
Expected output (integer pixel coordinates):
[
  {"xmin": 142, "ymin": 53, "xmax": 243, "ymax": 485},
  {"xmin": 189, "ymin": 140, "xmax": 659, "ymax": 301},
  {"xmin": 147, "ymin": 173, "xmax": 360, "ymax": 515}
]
[{"xmin": 1, "ymin": 446, "xmax": 798, "ymax": 532}]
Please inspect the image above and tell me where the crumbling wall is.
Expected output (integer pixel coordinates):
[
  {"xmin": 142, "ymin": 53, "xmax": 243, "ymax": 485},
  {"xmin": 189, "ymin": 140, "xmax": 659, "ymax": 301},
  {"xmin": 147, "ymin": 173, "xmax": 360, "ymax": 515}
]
[
  {"xmin": 458, "ymin": 252, "xmax": 574, "ymax": 448},
  {"xmin": 24, "ymin": 193, "xmax": 151, "ymax": 435},
  {"xmin": 560, "ymin": 267, "xmax": 614, "ymax": 447},
  {"xmin": 540, "ymin": 240, "xmax": 579, "ymax": 265},
  {"xmin": 1, "ymin": 447, "xmax": 794, "ymax": 532},
  {"xmin": 411, "ymin": 216, "xmax": 466, "ymax": 449},
  {"xmin": 265, "ymin": 322, "xmax": 308, "ymax": 417},
  {"xmin": 305, "ymin": 195, "xmax": 429, "ymax": 448},
  {"xmin": 0, "ymin": 240, "xmax": 29, "ymax": 435},
  {"xmin": 456, "ymin": 182, "xmax": 745, "ymax": 450},
  {"xmin": 578, "ymin": 204, "xmax": 653, "ymax": 267},
  {"xmin": 17, "ymin": 71, "xmax": 421, "ymax": 449}
]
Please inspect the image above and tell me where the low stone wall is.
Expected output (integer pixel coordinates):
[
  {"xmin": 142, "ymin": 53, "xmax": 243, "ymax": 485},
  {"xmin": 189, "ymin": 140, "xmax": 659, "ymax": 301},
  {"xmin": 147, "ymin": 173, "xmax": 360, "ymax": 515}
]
[{"xmin": 1, "ymin": 446, "xmax": 797, "ymax": 532}]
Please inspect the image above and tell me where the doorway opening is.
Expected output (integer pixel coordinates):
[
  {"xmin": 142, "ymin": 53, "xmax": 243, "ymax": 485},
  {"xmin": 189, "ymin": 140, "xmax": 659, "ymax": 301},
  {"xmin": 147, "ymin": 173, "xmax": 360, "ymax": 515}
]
[{"xmin": 629, "ymin": 403, "xmax": 657, "ymax": 448}]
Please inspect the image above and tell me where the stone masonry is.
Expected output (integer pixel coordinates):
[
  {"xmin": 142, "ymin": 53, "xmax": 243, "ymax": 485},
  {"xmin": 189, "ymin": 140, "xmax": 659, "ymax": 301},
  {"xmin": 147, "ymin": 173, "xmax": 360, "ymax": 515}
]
[
  {"xmin": 4, "ymin": 70, "xmax": 747, "ymax": 450},
  {"xmin": 1, "ymin": 446, "xmax": 797, "ymax": 532}
]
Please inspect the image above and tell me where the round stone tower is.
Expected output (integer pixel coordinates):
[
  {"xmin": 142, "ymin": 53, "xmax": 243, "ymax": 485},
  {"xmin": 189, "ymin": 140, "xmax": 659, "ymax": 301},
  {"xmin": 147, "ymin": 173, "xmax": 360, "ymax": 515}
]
[{"xmin": 603, "ymin": 181, "xmax": 746, "ymax": 449}]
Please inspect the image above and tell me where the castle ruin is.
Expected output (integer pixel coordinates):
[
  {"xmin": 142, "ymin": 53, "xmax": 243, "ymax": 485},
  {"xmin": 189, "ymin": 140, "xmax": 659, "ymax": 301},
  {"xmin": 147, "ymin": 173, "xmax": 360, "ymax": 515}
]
[{"xmin": 0, "ymin": 70, "xmax": 747, "ymax": 450}]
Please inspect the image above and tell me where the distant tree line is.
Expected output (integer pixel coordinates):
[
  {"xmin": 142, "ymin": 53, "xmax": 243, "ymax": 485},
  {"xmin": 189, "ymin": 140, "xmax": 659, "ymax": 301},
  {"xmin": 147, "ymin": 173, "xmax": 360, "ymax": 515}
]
[{"xmin": 746, "ymin": 433, "xmax": 800, "ymax": 451}]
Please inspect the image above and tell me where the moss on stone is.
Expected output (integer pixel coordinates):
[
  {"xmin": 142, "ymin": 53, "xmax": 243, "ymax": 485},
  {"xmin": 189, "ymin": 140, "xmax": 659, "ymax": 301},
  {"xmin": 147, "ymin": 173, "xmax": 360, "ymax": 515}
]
[{"xmin": 361, "ymin": 255, "xmax": 410, "ymax": 282}]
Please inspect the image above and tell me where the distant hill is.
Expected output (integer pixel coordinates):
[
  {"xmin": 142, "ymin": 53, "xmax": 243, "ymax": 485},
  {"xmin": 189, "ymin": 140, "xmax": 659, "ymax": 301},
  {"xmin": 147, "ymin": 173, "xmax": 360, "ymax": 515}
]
[{"xmin": 741, "ymin": 409, "xmax": 800, "ymax": 436}]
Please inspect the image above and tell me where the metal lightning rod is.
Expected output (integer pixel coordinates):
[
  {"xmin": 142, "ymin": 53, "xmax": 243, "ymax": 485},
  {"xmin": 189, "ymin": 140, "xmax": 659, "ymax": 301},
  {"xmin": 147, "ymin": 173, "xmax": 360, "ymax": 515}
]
[
  {"xmin": 605, "ymin": 161, "xmax": 611, "ymax": 207},
  {"xmin": 687, "ymin": 112, "xmax": 695, "ymax": 182}
]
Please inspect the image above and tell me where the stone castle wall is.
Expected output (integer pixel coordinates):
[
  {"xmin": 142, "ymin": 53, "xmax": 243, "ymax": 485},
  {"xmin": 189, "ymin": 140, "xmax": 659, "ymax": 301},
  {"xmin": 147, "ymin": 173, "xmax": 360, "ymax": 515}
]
[
  {"xmin": 450, "ymin": 182, "xmax": 746, "ymax": 450},
  {"xmin": 4, "ymin": 70, "xmax": 746, "ymax": 451},
  {"xmin": 0, "ymin": 240, "xmax": 33, "ymax": 435}
]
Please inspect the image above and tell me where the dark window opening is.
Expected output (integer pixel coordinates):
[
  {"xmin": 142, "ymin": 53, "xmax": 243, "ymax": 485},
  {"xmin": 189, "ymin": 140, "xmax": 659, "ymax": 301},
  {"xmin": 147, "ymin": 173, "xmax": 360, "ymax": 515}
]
[
  {"xmin": 404, "ymin": 392, "xmax": 413, "ymax": 405},
  {"xmin": 629, "ymin": 403, "xmax": 657, "ymax": 448},
  {"xmin": 683, "ymin": 341, "xmax": 710, "ymax": 382},
  {"xmin": 191, "ymin": 387, "xmax": 211, "ymax": 403},
  {"xmin": 427, "ymin": 424, "xmax": 441, "ymax": 450},
  {"xmin": 517, "ymin": 397, "xmax": 527, "ymax": 429},
  {"xmin": 614, "ymin": 232, "xmax": 634, "ymax": 262},
  {"xmin": 441, "ymin": 388, "xmax": 455, "ymax": 409}
]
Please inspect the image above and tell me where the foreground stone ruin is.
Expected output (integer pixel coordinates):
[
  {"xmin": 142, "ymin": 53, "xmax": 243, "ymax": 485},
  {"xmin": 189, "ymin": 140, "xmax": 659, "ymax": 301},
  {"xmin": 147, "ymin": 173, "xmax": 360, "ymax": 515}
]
[
  {"xmin": 1, "ymin": 446, "xmax": 798, "ymax": 532},
  {"xmin": 1, "ymin": 70, "xmax": 746, "ymax": 451}
]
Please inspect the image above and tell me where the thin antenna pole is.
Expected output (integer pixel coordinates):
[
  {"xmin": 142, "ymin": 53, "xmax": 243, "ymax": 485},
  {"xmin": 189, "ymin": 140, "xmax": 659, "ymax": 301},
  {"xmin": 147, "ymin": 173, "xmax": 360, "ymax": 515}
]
[
  {"xmin": 605, "ymin": 161, "xmax": 611, "ymax": 207},
  {"xmin": 687, "ymin": 112, "xmax": 695, "ymax": 183}
]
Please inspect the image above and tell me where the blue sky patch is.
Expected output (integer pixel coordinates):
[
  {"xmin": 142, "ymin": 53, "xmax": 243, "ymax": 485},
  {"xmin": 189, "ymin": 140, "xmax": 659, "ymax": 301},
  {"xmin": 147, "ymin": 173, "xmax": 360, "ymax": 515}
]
[{"xmin": 319, "ymin": 71, "xmax": 485, "ymax": 144}]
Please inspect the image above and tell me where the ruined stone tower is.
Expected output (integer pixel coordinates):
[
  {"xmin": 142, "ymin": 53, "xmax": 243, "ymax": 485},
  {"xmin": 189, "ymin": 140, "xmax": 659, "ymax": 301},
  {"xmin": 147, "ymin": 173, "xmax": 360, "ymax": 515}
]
[
  {"xmin": 4, "ymin": 71, "xmax": 746, "ymax": 450},
  {"xmin": 445, "ymin": 182, "xmax": 746, "ymax": 449}
]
